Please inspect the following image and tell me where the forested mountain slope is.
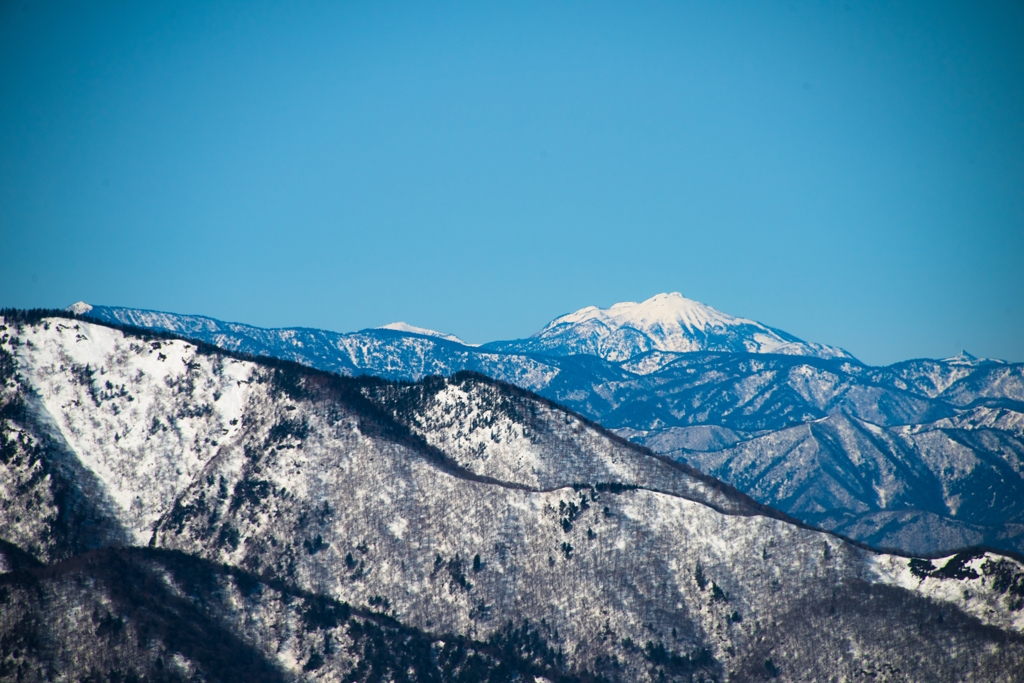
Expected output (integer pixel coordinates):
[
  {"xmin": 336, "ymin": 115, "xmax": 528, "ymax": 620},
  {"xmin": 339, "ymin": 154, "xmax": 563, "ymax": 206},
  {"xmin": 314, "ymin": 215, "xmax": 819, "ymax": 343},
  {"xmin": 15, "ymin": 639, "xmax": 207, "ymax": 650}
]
[{"xmin": 1, "ymin": 312, "xmax": 1023, "ymax": 681}]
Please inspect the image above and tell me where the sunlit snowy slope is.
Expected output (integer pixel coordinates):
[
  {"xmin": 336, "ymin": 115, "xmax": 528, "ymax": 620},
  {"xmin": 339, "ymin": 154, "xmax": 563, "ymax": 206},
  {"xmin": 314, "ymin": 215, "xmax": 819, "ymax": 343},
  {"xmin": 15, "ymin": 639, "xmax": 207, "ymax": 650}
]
[{"xmin": 2, "ymin": 312, "xmax": 1023, "ymax": 681}]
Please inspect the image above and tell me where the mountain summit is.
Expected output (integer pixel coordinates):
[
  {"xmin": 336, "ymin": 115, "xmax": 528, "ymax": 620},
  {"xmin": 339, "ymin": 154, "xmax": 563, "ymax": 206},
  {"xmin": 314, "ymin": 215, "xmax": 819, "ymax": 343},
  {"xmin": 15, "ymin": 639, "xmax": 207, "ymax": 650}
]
[{"xmin": 485, "ymin": 292, "xmax": 852, "ymax": 361}]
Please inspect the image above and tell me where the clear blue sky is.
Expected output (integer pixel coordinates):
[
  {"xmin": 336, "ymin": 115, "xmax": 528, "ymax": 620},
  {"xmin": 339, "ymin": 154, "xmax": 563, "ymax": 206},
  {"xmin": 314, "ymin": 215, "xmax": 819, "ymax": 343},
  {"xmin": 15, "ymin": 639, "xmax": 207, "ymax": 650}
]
[{"xmin": 2, "ymin": 1, "xmax": 1022, "ymax": 365}]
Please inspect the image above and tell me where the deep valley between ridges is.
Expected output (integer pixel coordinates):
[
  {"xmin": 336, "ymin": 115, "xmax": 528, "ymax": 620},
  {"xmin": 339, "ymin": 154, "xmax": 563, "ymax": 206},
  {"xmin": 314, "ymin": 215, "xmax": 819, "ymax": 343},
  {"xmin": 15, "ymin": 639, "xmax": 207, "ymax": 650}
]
[{"xmin": 1, "ymin": 313, "xmax": 1023, "ymax": 681}]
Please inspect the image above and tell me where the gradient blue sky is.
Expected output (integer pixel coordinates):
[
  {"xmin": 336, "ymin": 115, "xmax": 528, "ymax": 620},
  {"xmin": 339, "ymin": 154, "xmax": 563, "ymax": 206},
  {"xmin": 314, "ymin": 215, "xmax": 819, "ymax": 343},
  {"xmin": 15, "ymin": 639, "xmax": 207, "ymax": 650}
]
[{"xmin": 2, "ymin": 1, "xmax": 1022, "ymax": 365}]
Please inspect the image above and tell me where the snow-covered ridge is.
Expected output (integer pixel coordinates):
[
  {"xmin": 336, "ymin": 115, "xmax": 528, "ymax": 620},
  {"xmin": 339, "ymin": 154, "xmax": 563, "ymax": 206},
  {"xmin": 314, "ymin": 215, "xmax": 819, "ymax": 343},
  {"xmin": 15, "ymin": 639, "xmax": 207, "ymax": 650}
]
[
  {"xmin": 70, "ymin": 294, "xmax": 853, "ymax": 364},
  {"xmin": 377, "ymin": 321, "xmax": 471, "ymax": 345}
]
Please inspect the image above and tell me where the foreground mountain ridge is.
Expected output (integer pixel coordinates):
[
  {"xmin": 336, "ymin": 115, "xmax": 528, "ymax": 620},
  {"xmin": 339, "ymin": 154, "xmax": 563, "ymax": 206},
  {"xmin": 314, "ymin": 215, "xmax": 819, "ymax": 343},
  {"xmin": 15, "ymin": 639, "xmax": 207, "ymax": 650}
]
[
  {"xmin": 69, "ymin": 298, "xmax": 1024, "ymax": 558},
  {"xmin": 2, "ymin": 312, "xmax": 1023, "ymax": 681}
]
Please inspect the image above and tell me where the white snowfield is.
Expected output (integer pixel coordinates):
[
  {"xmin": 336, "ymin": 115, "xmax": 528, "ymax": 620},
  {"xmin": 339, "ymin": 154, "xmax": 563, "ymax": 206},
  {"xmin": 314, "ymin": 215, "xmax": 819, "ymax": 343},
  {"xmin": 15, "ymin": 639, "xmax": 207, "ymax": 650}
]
[{"xmin": 3, "ymin": 315, "xmax": 1024, "ymax": 681}]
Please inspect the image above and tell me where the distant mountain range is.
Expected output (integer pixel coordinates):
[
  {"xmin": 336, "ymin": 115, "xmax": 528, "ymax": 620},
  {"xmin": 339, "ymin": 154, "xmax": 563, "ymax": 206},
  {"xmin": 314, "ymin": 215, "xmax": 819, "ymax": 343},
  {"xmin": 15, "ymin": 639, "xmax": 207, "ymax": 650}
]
[
  {"xmin": 2, "ymin": 311, "xmax": 1022, "ymax": 680},
  {"xmin": 69, "ymin": 295, "xmax": 1024, "ymax": 557}
]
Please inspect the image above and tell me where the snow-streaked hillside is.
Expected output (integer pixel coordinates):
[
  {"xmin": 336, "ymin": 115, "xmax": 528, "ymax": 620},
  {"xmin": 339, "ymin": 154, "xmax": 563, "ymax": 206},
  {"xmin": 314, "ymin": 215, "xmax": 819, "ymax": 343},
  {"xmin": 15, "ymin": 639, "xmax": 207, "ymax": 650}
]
[
  {"xmin": 483, "ymin": 293, "xmax": 852, "ymax": 361},
  {"xmin": 3, "ymin": 313, "xmax": 1023, "ymax": 681}
]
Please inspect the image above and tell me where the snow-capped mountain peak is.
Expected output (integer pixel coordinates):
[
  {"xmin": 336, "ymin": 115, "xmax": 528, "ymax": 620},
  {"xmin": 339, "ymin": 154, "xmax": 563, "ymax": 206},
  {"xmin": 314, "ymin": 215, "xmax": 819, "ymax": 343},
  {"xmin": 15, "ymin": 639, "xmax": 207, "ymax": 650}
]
[
  {"xmin": 66, "ymin": 301, "xmax": 93, "ymax": 315},
  {"xmin": 497, "ymin": 292, "xmax": 854, "ymax": 362},
  {"xmin": 545, "ymin": 292, "xmax": 754, "ymax": 336},
  {"xmin": 377, "ymin": 321, "xmax": 470, "ymax": 345}
]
